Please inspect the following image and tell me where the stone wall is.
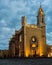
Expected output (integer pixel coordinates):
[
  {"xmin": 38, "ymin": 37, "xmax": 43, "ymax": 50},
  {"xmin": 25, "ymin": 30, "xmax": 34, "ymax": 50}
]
[{"xmin": 0, "ymin": 50, "xmax": 8, "ymax": 58}]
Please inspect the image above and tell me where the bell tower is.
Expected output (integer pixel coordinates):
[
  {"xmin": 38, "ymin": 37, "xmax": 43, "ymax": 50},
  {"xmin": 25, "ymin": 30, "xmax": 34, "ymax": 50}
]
[
  {"xmin": 37, "ymin": 5, "xmax": 47, "ymax": 56},
  {"xmin": 37, "ymin": 5, "xmax": 45, "ymax": 27},
  {"xmin": 37, "ymin": 5, "xmax": 46, "ymax": 39}
]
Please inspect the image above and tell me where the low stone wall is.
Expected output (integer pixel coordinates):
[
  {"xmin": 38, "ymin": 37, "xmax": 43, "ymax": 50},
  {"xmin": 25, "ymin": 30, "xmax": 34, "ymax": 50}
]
[{"xmin": 0, "ymin": 50, "xmax": 9, "ymax": 58}]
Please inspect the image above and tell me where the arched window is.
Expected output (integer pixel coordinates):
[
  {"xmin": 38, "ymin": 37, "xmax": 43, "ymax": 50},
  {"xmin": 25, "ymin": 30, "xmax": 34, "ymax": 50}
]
[{"xmin": 19, "ymin": 35, "xmax": 22, "ymax": 42}]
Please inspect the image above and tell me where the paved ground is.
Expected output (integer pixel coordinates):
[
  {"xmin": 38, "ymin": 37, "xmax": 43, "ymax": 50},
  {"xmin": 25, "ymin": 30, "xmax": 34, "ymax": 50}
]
[{"xmin": 0, "ymin": 58, "xmax": 52, "ymax": 65}]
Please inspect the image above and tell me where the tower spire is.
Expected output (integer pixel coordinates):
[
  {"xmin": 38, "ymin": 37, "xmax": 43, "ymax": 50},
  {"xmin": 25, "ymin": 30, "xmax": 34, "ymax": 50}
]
[
  {"xmin": 37, "ymin": 4, "xmax": 45, "ymax": 26},
  {"xmin": 40, "ymin": 2, "xmax": 41, "ymax": 6},
  {"xmin": 38, "ymin": 4, "xmax": 44, "ymax": 16}
]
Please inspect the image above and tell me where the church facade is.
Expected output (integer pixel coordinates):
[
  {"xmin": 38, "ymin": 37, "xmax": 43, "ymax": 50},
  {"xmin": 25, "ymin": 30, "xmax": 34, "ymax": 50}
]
[{"xmin": 9, "ymin": 6, "xmax": 52, "ymax": 58}]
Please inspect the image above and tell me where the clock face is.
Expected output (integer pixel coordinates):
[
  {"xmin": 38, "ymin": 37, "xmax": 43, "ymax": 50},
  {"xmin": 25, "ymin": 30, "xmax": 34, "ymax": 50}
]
[{"xmin": 32, "ymin": 37, "xmax": 36, "ymax": 42}]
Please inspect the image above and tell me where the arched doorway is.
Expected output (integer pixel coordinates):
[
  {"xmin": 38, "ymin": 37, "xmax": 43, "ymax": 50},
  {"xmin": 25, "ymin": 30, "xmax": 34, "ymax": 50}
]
[{"xmin": 30, "ymin": 36, "xmax": 38, "ymax": 57}]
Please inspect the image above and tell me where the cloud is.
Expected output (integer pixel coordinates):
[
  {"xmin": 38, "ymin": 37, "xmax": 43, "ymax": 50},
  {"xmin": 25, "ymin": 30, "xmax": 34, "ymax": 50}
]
[
  {"xmin": 0, "ymin": 26, "xmax": 15, "ymax": 49},
  {"xmin": 0, "ymin": 19, "xmax": 7, "ymax": 27},
  {"xmin": 0, "ymin": 0, "xmax": 52, "ymax": 49},
  {"xmin": 46, "ymin": 32, "xmax": 52, "ymax": 45},
  {"xmin": 42, "ymin": 0, "xmax": 52, "ymax": 13},
  {"xmin": 47, "ymin": 32, "xmax": 52, "ymax": 37},
  {"xmin": 2, "ymin": 27, "xmax": 12, "ymax": 32},
  {"xmin": 47, "ymin": 40, "xmax": 52, "ymax": 45}
]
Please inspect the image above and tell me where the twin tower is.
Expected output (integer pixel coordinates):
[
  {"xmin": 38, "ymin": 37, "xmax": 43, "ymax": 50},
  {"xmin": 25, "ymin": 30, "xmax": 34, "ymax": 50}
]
[{"xmin": 9, "ymin": 5, "xmax": 47, "ymax": 57}]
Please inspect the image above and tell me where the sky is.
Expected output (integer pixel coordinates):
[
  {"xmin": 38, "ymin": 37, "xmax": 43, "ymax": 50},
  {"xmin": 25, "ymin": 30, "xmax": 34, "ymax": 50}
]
[{"xmin": 0, "ymin": 0, "xmax": 52, "ymax": 50}]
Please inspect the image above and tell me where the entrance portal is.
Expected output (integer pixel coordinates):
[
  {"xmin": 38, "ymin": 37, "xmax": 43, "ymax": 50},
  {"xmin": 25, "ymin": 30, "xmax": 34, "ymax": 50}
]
[{"xmin": 30, "ymin": 36, "xmax": 38, "ymax": 57}]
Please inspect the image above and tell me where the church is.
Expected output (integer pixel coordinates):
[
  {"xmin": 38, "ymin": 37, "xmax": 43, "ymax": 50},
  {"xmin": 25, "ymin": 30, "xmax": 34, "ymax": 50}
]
[{"xmin": 9, "ymin": 5, "xmax": 52, "ymax": 58}]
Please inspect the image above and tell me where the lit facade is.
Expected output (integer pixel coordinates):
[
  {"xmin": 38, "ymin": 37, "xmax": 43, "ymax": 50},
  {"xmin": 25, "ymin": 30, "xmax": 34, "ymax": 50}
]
[{"xmin": 9, "ymin": 5, "xmax": 52, "ymax": 58}]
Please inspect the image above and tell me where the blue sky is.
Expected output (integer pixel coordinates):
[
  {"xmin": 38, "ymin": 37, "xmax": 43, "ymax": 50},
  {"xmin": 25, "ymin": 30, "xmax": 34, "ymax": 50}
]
[{"xmin": 0, "ymin": 0, "xmax": 52, "ymax": 50}]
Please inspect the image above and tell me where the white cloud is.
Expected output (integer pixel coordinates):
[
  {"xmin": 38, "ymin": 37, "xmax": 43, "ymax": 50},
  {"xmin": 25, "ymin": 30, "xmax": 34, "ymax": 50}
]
[
  {"xmin": 47, "ymin": 40, "xmax": 52, "ymax": 45},
  {"xmin": 42, "ymin": 0, "xmax": 52, "ymax": 13},
  {"xmin": 2, "ymin": 27, "xmax": 15, "ymax": 34},
  {"xmin": 46, "ymin": 32, "xmax": 52, "ymax": 45},
  {"xmin": 46, "ymin": 32, "xmax": 52, "ymax": 37},
  {"xmin": 7, "ymin": 0, "xmax": 31, "ymax": 20},
  {"xmin": 0, "ymin": 0, "xmax": 52, "ymax": 49},
  {"xmin": 0, "ymin": 19, "xmax": 7, "ymax": 26},
  {"xmin": 0, "ymin": 27, "xmax": 15, "ymax": 40},
  {"xmin": 46, "ymin": 16, "xmax": 51, "ymax": 22},
  {"xmin": 2, "ymin": 27, "xmax": 11, "ymax": 32}
]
